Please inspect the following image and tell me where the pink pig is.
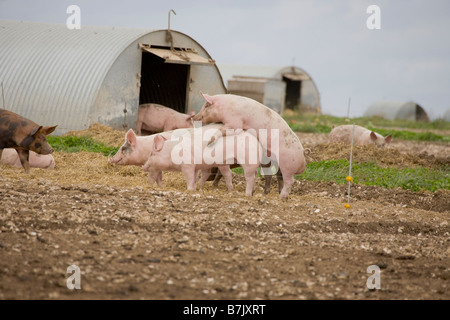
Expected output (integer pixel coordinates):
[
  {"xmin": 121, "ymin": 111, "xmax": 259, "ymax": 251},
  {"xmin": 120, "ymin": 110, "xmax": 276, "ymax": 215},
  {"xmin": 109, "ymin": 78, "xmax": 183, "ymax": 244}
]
[
  {"xmin": 193, "ymin": 93, "xmax": 305, "ymax": 199},
  {"xmin": 329, "ymin": 125, "xmax": 392, "ymax": 146},
  {"xmin": 142, "ymin": 126, "xmax": 262, "ymax": 196},
  {"xmin": 110, "ymin": 129, "xmax": 172, "ymax": 167},
  {"xmin": 0, "ymin": 148, "xmax": 55, "ymax": 169},
  {"xmin": 110, "ymin": 129, "xmax": 173, "ymax": 187},
  {"xmin": 111, "ymin": 124, "xmax": 224, "ymax": 187},
  {"xmin": 136, "ymin": 103, "xmax": 195, "ymax": 135}
]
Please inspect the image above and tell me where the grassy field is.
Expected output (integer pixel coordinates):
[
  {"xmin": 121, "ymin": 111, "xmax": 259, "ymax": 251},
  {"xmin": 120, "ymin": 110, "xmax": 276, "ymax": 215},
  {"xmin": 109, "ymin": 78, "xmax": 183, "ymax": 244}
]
[
  {"xmin": 231, "ymin": 160, "xmax": 449, "ymax": 193},
  {"xmin": 295, "ymin": 159, "xmax": 449, "ymax": 192},
  {"xmin": 283, "ymin": 113, "xmax": 450, "ymax": 142}
]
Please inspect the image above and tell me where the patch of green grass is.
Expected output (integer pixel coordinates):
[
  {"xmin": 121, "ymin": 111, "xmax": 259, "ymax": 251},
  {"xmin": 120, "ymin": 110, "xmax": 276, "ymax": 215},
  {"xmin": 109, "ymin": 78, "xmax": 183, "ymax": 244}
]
[
  {"xmin": 284, "ymin": 113, "xmax": 450, "ymax": 133},
  {"xmin": 355, "ymin": 117, "xmax": 450, "ymax": 131},
  {"xmin": 295, "ymin": 159, "xmax": 449, "ymax": 192},
  {"xmin": 232, "ymin": 167, "xmax": 244, "ymax": 175},
  {"xmin": 288, "ymin": 122, "xmax": 331, "ymax": 134},
  {"xmin": 47, "ymin": 136, "xmax": 119, "ymax": 157},
  {"xmin": 283, "ymin": 113, "xmax": 450, "ymax": 142},
  {"xmin": 368, "ymin": 128, "xmax": 450, "ymax": 143}
]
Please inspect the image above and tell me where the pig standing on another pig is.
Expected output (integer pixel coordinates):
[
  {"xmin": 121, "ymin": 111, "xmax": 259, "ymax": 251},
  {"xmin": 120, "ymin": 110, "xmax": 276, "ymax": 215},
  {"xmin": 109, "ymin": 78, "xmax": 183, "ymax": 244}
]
[
  {"xmin": 142, "ymin": 126, "xmax": 263, "ymax": 196},
  {"xmin": 193, "ymin": 94, "xmax": 305, "ymax": 199},
  {"xmin": 1, "ymin": 148, "xmax": 55, "ymax": 169},
  {"xmin": 329, "ymin": 125, "xmax": 392, "ymax": 146},
  {"xmin": 0, "ymin": 108, "xmax": 57, "ymax": 173},
  {"xmin": 136, "ymin": 103, "xmax": 195, "ymax": 135}
]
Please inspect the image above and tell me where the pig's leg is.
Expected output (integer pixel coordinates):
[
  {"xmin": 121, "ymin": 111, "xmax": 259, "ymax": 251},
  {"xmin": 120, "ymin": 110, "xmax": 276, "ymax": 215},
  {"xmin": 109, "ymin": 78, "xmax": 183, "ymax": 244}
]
[
  {"xmin": 206, "ymin": 167, "xmax": 218, "ymax": 182},
  {"xmin": 0, "ymin": 149, "xmax": 3, "ymax": 161},
  {"xmin": 217, "ymin": 166, "xmax": 233, "ymax": 191},
  {"xmin": 276, "ymin": 168, "xmax": 284, "ymax": 194},
  {"xmin": 263, "ymin": 174, "xmax": 272, "ymax": 194},
  {"xmin": 156, "ymin": 171, "xmax": 163, "ymax": 187},
  {"xmin": 17, "ymin": 149, "xmax": 31, "ymax": 173},
  {"xmin": 198, "ymin": 169, "xmax": 211, "ymax": 189},
  {"xmin": 212, "ymin": 169, "xmax": 223, "ymax": 187},
  {"xmin": 260, "ymin": 163, "xmax": 273, "ymax": 194},
  {"xmin": 278, "ymin": 168, "xmax": 294, "ymax": 200},
  {"xmin": 182, "ymin": 168, "xmax": 197, "ymax": 191},
  {"xmin": 243, "ymin": 166, "xmax": 258, "ymax": 196},
  {"xmin": 215, "ymin": 163, "xmax": 239, "ymax": 186},
  {"xmin": 147, "ymin": 172, "xmax": 156, "ymax": 186}
]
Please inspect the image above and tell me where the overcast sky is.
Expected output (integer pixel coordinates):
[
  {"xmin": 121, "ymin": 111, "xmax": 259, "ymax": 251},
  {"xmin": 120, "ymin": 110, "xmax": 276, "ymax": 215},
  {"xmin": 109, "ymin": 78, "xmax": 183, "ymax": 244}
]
[{"xmin": 1, "ymin": 0, "xmax": 449, "ymax": 119}]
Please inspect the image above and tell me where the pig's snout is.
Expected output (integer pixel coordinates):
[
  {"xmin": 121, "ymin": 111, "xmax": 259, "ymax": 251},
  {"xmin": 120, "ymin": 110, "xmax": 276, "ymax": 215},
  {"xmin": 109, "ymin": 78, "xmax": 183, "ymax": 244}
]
[
  {"xmin": 110, "ymin": 156, "xmax": 121, "ymax": 165},
  {"xmin": 41, "ymin": 147, "xmax": 54, "ymax": 155}
]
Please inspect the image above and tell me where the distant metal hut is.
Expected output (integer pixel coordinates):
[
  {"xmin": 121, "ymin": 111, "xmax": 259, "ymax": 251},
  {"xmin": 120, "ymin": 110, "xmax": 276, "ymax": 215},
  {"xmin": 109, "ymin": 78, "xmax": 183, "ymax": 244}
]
[
  {"xmin": 364, "ymin": 101, "xmax": 429, "ymax": 122},
  {"xmin": 443, "ymin": 109, "xmax": 450, "ymax": 122},
  {"xmin": 219, "ymin": 64, "xmax": 321, "ymax": 114},
  {"xmin": 0, "ymin": 20, "xmax": 226, "ymax": 134},
  {"xmin": 227, "ymin": 76, "xmax": 286, "ymax": 114}
]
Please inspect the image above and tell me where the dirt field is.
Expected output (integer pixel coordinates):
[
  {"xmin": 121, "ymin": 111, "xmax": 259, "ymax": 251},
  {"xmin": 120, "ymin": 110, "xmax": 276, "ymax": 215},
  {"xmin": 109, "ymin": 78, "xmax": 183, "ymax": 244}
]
[{"xmin": 0, "ymin": 126, "xmax": 449, "ymax": 300}]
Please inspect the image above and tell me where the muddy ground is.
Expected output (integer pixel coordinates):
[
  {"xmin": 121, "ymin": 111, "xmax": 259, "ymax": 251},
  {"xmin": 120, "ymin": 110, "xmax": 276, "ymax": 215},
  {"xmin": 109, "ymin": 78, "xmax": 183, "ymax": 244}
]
[{"xmin": 0, "ymin": 126, "xmax": 449, "ymax": 300}]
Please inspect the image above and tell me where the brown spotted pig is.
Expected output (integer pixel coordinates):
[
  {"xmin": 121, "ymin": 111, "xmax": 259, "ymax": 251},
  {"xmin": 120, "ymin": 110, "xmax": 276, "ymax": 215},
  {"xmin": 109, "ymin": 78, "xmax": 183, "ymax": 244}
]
[{"xmin": 0, "ymin": 108, "xmax": 57, "ymax": 173}]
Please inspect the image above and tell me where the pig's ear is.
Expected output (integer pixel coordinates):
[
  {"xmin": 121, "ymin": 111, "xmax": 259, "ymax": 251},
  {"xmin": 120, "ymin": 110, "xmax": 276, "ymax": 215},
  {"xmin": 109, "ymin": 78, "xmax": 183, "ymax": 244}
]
[
  {"xmin": 31, "ymin": 126, "xmax": 43, "ymax": 137},
  {"xmin": 126, "ymin": 129, "xmax": 137, "ymax": 146},
  {"xmin": 385, "ymin": 134, "xmax": 392, "ymax": 144},
  {"xmin": 41, "ymin": 126, "xmax": 57, "ymax": 136},
  {"xmin": 370, "ymin": 132, "xmax": 378, "ymax": 141},
  {"xmin": 153, "ymin": 134, "xmax": 167, "ymax": 152},
  {"xmin": 200, "ymin": 92, "xmax": 213, "ymax": 105}
]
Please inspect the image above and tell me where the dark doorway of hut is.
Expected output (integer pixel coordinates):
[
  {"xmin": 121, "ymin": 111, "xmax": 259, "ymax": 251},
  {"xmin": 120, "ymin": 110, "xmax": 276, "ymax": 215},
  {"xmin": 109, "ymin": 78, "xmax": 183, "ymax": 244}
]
[
  {"xmin": 283, "ymin": 76, "xmax": 301, "ymax": 110},
  {"xmin": 139, "ymin": 51, "xmax": 189, "ymax": 113}
]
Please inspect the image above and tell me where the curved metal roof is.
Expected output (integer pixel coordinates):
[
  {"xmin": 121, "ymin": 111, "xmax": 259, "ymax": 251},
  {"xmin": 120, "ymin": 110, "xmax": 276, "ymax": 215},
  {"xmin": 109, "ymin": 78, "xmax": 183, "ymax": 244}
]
[
  {"xmin": 364, "ymin": 101, "xmax": 429, "ymax": 122},
  {"xmin": 0, "ymin": 20, "xmax": 156, "ymax": 128},
  {"xmin": 0, "ymin": 20, "xmax": 152, "ymax": 128},
  {"xmin": 217, "ymin": 64, "xmax": 314, "ymax": 84}
]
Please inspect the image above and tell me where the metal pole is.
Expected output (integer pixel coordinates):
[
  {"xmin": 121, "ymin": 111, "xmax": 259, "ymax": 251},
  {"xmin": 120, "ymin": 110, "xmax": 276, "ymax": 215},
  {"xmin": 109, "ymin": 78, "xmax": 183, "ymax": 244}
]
[
  {"xmin": 168, "ymin": 9, "xmax": 176, "ymax": 31},
  {"xmin": 346, "ymin": 123, "xmax": 355, "ymax": 225},
  {"xmin": 167, "ymin": 9, "xmax": 176, "ymax": 51}
]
